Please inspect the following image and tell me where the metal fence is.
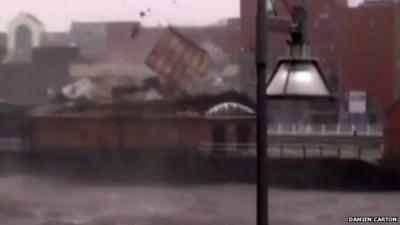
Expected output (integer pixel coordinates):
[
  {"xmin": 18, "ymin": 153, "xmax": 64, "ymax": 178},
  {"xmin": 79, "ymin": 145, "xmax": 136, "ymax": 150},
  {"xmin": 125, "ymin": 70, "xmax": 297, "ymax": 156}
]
[
  {"xmin": 0, "ymin": 138, "xmax": 26, "ymax": 152},
  {"xmin": 199, "ymin": 142, "xmax": 382, "ymax": 162},
  {"xmin": 267, "ymin": 123, "xmax": 383, "ymax": 136}
]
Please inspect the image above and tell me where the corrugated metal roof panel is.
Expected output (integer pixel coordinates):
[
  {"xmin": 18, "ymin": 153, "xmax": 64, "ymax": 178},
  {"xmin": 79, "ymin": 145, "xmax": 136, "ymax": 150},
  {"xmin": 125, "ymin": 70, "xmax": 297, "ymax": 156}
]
[{"xmin": 145, "ymin": 28, "xmax": 209, "ymax": 87}]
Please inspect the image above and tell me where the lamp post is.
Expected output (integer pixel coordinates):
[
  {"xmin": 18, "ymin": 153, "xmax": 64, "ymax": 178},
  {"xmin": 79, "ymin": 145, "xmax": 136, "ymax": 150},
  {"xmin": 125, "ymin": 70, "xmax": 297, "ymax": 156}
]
[
  {"xmin": 255, "ymin": 2, "xmax": 333, "ymax": 225},
  {"xmin": 255, "ymin": 0, "xmax": 268, "ymax": 225}
]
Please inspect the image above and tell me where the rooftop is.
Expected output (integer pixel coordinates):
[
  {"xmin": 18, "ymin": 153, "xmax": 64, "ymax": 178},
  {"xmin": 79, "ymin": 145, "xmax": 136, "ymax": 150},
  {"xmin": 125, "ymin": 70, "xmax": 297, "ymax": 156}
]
[{"xmin": 30, "ymin": 91, "xmax": 255, "ymax": 119}]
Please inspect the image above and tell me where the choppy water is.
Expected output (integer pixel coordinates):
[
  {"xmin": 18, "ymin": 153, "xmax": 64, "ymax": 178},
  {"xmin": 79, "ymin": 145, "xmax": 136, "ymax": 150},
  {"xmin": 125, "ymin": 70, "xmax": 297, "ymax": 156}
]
[
  {"xmin": 0, "ymin": 174, "xmax": 255, "ymax": 225},
  {"xmin": 0, "ymin": 174, "xmax": 398, "ymax": 225}
]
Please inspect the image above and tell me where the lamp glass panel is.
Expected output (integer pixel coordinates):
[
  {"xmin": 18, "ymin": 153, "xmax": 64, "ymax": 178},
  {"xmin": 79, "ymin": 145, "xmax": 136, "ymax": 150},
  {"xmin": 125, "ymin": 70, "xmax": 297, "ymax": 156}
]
[
  {"xmin": 266, "ymin": 63, "xmax": 289, "ymax": 95},
  {"xmin": 286, "ymin": 64, "xmax": 329, "ymax": 96},
  {"xmin": 266, "ymin": 61, "xmax": 330, "ymax": 96}
]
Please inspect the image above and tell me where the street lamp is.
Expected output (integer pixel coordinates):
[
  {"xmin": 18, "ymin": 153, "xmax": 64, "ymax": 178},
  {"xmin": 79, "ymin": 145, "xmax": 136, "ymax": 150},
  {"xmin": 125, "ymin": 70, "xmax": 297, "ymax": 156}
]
[
  {"xmin": 266, "ymin": 5, "xmax": 332, "ymax": 99},
  {"xmin": 267, "ymin": 58, "xmax": 332, "ymax": 98},
  {"xmin": 255, "ymin": 2, "xmax": 333, "ymax": 225}
]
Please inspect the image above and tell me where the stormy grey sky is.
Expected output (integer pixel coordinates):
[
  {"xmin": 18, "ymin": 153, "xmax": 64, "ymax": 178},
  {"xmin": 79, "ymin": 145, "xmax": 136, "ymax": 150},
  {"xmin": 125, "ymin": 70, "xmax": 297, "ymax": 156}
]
[{"xmin": 0, "ymin": 0, "xmax": 362, "ymax": 32}]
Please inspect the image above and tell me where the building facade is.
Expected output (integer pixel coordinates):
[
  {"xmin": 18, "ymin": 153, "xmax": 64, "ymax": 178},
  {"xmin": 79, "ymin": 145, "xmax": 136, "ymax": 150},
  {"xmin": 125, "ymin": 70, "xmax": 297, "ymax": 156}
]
[{"xmin": 240, "ymin": 0, "xmax": 397, "ymax": 123}]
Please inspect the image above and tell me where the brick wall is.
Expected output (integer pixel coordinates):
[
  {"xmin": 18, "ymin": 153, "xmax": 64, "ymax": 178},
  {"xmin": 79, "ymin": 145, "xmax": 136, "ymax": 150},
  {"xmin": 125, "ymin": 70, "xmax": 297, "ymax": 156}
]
[{"xmin": 29, "ymin": 116, "xmax": 256, "ymax": 152}]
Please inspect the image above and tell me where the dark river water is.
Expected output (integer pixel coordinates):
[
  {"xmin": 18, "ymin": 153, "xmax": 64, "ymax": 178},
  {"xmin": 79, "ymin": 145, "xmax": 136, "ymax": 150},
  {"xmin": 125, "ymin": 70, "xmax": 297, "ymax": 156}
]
[{"xmin": 0, "ymin": 174, "xmax": 398, "ymax": 225}]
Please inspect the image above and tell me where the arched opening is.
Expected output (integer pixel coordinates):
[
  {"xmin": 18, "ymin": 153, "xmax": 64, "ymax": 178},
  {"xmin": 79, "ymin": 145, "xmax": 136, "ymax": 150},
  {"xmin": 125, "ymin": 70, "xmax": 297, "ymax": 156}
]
[
  {"xmin": 205, "ymin": 102, "xmax": 255, "ymax": 117},
  {"xmin": 206, "ymin": 102, "xmax": 255, "ymax": 153},
  {"xmin": 15, "ymin": 25, "xmax": 33, "ymax": 62}
]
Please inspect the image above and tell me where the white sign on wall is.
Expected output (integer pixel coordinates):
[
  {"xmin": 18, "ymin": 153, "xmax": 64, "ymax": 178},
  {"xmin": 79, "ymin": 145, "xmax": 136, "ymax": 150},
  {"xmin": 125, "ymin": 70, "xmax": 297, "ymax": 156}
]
[{"xmin": 348, "ymin": 91, "xmax": 367, "ymax": 114}]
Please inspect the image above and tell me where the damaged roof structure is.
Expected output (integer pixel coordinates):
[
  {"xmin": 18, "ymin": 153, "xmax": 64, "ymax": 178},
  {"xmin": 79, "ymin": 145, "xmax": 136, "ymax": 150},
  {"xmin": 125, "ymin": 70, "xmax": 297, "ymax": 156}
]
[
  {"xmin": 31, "ymin": 91, "xmax": 256, "ymax": 119},
  {"xmin": 0, "ymin": 11, "xmax": 246, "ymax": 106},
  {"xmin": 58, "ymin": 21, "xmax": 251, "ymax": 104}
]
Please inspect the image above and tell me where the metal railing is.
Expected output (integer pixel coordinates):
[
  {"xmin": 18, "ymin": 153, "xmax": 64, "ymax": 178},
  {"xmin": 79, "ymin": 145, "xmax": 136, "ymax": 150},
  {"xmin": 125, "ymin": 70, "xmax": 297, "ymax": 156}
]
[
  {"xmin": 198, "ymin": 142, "xmax": 382, "ymax": 162},
  {"xmin": 0, "ymin": 138, "xmax": 26, "ymax": 151},
  {"xmin": 199, "ymin": 142, "xmax": 257, "ymax": 152},
  {"xmin": 267, "ymin": 123, "xmax": 383, "ymax": 136}
]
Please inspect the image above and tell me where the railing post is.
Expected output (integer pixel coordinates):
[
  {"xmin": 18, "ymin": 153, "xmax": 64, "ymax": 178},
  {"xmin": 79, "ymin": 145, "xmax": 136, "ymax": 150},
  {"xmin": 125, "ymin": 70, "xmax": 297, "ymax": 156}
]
[
  {"xmin": 306, "ymin": 123, "xmax": 311, "ymax": 134},
  {"xmin": 319, "ymin": 146, "xmax": 323, "ymax": 158},
  {"xmin": 336, "ymin": 124, "xmax": 340, "ymax": 135},
  {"xmin": 367, "ymin": 124, "xmax": 371, "ymax": 135},
  {"xmin": 278, "ymin": 123, "xmax": 282, "ymax": 134},
  {"xmin": 292, "ymin": 124, "xmax": 296, "ymax": 134}
]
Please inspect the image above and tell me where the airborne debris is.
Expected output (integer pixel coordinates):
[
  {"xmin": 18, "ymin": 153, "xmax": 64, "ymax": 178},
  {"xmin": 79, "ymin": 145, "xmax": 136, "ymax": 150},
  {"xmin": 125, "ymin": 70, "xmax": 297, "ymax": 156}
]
[
  {"xmin": 145, "ymin": 28, "xmax": 209, "ymax": 88},
  {"xmin": 139, "ymin": 11, "xmax": 146, "ymax": 18}
]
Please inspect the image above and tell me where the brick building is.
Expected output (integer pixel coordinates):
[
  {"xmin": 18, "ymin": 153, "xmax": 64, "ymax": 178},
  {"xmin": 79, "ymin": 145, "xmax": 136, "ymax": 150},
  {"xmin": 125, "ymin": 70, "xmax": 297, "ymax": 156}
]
[
  {"xmin": 337, "ymin": 1, "xmax": 395, "ymax": 122},
  {"xmin": 28, "ymin": 92, "xmax": 256, "ymax": 152},
  {"xmin": 240, "ymin": 0, "xmax": 397, "ymax": 123},
  {"xmin": 392, "ymin": 2, "xmax": 400, "ymax": 103}
]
